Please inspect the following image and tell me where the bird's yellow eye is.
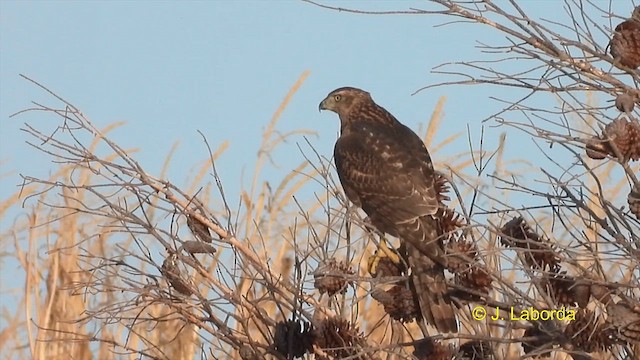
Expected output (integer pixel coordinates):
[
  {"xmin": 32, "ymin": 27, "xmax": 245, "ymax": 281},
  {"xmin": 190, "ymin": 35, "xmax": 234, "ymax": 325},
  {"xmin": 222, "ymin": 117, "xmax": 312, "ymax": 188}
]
[{"xmin": 334, "ymin": 94, "xmax": 342, "ymax": 102}]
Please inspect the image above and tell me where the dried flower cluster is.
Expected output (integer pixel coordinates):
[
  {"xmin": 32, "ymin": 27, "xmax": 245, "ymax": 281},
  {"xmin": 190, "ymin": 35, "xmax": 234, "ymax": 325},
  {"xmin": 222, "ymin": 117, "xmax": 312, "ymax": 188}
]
[
  {"xmin": 563, "ymin": 309, "xmax": 613, "ymax": 352},
  {"xmin": 412, "ymin": 337, "xmax": 454, "ymax": 360},
  {"xmin": 521, "ymin": 326, "xmax": 553, "ymax": 358},
  {"xmin": 445, "ymin": 237, "xmax": 493, "ymax": 299},
  {"xmin": 312, "ymin": 316, "xmax": 369, "ymax": 359},
  {"xmin": 609, "ymin": 6, "xmax": 640, "ymax": 69},
  {"xmin": 437, "ymin": 176, "xmax": 492, "ymax": 295},
  {"xmin": 313, "ymin": 258, "xmax": 355, "ymax": 296},
  {"xmin": 161, "ymin": 254, "xmax": 195, "ymax": 296},
  {"xmin": 458, "ymin": 340, "xmax": 494, "ymax": 360},
  {"xmin": 371, "ymin": 284, "xmax": 420, "ymax": 323},
  {"xmin": 586, "ymin": 117, "xmax": 640, "ymax": 161},
  {"xmin": 605, "ymin": 301, "xmax": 640, "ymax": 343},
  {"xmin": 186, "ymin": 212, "xmax": 214, "ymax": 243},
  {"xmin": 500, "ymin": 217, "xmax": 561, "ymax": 271},
  {"xmin": 501, "ymin": 215, "xmax": 640, "ymax": 355},
  {"xmin": 273, "ymin": 319, "xmax": 314, "ymax": 358},
  {"xmin": 544, "ymin": 272, "xmax": 591, "ymax": 308},
  {"xmin": 434, "ymin": 172, "xmax": 452, "ymax": 204}
]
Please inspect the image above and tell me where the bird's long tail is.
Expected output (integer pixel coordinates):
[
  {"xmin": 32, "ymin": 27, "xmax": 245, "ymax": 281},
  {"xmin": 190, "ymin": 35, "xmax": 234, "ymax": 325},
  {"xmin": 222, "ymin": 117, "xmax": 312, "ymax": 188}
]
[{"xmin": 402, "ymin": 216, "xmax": 458, "ymax": 333}]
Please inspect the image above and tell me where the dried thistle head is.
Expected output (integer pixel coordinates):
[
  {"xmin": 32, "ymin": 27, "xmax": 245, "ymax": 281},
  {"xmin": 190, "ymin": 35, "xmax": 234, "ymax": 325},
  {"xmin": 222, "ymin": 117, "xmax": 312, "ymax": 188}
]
[
  {"xmin": 521, "ymin": 326, "xmax": 553, "ymax": 358},
  {"xmin": 458, "ymin": 340, "xmax": 494, "ymax": 360},
  {"xmin": 565, "ymin": 309, "xmax": 613, "ymax": 352},
  {"xmin": 440, "ymin": 208, "xmax": 466, "ymax": 235},
  {"xmin": 586, "ymin": 136, "xmax": 609, "ymax": 160},
  {"xmin": 604, "ymin": 117, "xmax": 640, "ymax": 161},
  {"xmin": 455, "ymin": 267, "xmax": 492, "ymax": 295},
  {"xmin": 544, "ymin": 272, "xmax": 591, "ymax": 307},
  {"xmin": 412, "ymin": 337, "xmax": 455, "ymax": 360},
  {"xmin": 445, "ymin": 237, "xmax": 479, "ymax": 273},
  {"xmin": 606, "ymin": 301, "xmax": 640, "ymax": 344},
  {"xmin": 499, "ymin": 217, "xmax": 561, "ymax": 271},
  {"xmin": 610, "ymin": 6, "xmax": 640, "ymax": 69},
  {"xmin": 273, "ymin": 319, "xmax": 314, "ymax": 358},
  {"xmin": 186, "ymin": 212, "xmax": 214, "ymax": 243},
  {"xmin": 161, "ymin": 254, "xmax": 194, "ymax": 295},
  {"xmin": 371, "ymin": 285, "xmax": 420, "ymax": 323},
  {"xmin": 434, "ymin": 171, "xmax": 452, "ymax": 204},
  {"xmin": 313, "ymin": 259, "xmax": 354, "ymax": 296},
  {"xmin": 586, "ymin": 117, "xmax": 640, "ymax": 161},
  {"xmin": 615, "ymin": 93, "xmax": 636, "ymax": 113},
  {"xmin": 312, "ymin": 316, "xmax": 366, "ymax": 359}
]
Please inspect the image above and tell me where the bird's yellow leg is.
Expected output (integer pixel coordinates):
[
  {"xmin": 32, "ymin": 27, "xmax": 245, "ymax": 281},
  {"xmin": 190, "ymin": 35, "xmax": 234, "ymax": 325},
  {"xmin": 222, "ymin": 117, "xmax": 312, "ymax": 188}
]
[
  {"xmin": 378, "ymin": 237, "xmax": 400, "ymax": 264},
  {"xmin": 367, "ymin": 236, "xmax": 401, "ymax": 277}
]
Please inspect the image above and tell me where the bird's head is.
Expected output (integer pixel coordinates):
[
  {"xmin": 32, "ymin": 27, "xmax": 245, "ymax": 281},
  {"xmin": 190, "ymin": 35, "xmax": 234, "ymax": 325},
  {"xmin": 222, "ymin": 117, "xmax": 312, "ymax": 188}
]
[{"xmin": 319, "ymin": 87, "xmax": 372, "ymax": 117}]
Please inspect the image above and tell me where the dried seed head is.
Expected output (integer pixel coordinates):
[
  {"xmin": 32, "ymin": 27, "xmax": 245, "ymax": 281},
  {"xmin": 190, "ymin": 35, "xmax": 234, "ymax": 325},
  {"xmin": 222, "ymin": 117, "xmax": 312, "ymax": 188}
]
[
  {"xmin": 440, "ymin": 208, "xmax": 466, "ymax": 235},
  {"xmin": 604, "ymin": 117, "xmax": 640, "ymax": 160},
  {"xmin": 434, "ymin": 172, "xmax": 451, "ymax": 204},
  {"xmin": 412, "ymin": 337, "xmax": 455, "ymax": 360},
  {"xmin": 499, "ymin": 217, "xmax": 561, "ymax": 271},
  {"xmin": 565, "ymin": 309, "xmax": 613, "ymax": 352},
  {"xmin": 455, "ymin": 267, "xmax": 492, "ymax": 295},
  {"xmin": 615, "ymin": 93, "xmax": 636, "ymax": 113},
  {"xmin": 313, "ymin": 316, "xmax": 366, "ymax": 359},
  {"xmin": 522, "ymin": 326, "xmax": 554, "ymax": 358},
  {"xmin": 187, "ymin": 213, "xmax": 214, "ymax": 243},
  {"xmin": 609, "ymin": 6, "xmax": 640, "ymax": 69},
  {"xmin": 273, "ymin": 319, "xmax": 314, "ymax": 358},
  {"xmin": 313, "ymin": 259, "xmax": 354, "ymax": 296},
  {"xmin": 544, "ymin": 272, "xmax": 591, "ymax": 307},
  {"xmin": 606, "ymin": 301, "xmax": 640, "ymax": 343},
  {"xmin": 586, "ymin": 136, "xmax": 609, "ymax": 160},
  {"xmin": 587, "ymin": 118, "xmax": 640, "ymax": 161},
  {"xmin": 371, "ymin": 285, "xmax": 420, "ymax": 323},
  {"xmin": 161, "ymin": 254, "xmax": 194, "ymax": 295},
  {"xmin": 445, "ymin": 237, "xmax": 479, "ymax": 273},
  {"xmin": 458, "ymin": 340, "xmax": 494, "ymax": 360}
]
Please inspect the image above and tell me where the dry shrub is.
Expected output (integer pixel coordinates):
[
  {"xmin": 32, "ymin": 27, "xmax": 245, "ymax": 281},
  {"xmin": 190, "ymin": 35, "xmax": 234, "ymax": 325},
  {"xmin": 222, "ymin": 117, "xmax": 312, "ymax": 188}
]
[{"xmin": 2, "ymin": 1, "xmax": 640, "ymax": 359}]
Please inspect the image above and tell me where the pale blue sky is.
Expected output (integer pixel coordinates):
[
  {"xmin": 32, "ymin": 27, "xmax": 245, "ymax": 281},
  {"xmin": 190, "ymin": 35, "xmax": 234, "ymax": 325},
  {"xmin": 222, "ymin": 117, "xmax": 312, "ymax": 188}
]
[{"xmin": 0, "ymin": 0, "xmax": 631, "ymax": 336}]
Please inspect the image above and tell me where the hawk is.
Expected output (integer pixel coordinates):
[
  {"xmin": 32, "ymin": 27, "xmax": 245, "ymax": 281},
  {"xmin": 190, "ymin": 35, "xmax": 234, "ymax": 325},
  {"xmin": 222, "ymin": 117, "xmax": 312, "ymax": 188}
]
[{"xmin": 319, "ymin": 87, "xmax": 458, "ymax": 333}]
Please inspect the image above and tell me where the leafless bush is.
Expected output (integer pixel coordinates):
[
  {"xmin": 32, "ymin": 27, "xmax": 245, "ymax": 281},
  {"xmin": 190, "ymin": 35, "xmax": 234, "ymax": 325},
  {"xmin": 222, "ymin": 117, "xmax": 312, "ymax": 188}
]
[{"xmin": 4, "ymin": 1, "xmax": 640, "ymax": 360}]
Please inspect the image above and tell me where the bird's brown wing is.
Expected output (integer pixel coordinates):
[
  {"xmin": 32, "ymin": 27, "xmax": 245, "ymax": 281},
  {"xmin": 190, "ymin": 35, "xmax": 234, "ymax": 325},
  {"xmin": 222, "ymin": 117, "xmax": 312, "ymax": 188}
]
[
  {"xmin": 334, "ymin": 121, "xmax": 444, "ymax": 257},
  {"xmin": 334, "ymin": 121, "xmax": 439, "ymax": 225}
]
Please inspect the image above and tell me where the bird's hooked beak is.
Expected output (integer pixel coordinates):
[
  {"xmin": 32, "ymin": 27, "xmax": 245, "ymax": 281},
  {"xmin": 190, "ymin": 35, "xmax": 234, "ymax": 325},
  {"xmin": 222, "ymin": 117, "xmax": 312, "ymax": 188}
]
[{"xmin": 318, "ymin": 97, "xmax": 328, "ymax": 112}]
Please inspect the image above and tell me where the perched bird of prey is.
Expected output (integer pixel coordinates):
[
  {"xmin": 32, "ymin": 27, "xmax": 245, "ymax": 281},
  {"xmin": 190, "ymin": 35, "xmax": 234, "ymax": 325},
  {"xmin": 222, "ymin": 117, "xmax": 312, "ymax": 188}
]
[
  {"xmin": 609, "ymin": 6, "xmax": 640, "ymax": 69},
  {"xmin": 319, "ymin": 87, "xmax": 458, "ymax": 333}
]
